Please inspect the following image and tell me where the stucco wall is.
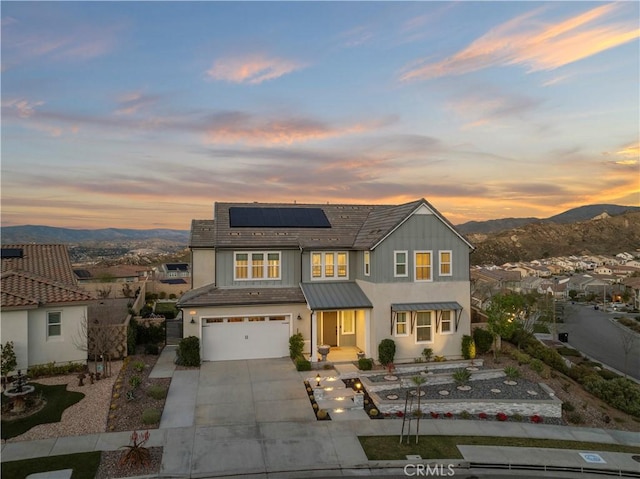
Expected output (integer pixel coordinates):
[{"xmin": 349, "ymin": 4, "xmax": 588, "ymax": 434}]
[
  {"xmin": 1, "ymin": 310, "xmax": 30, "ymax": 372},
  {"xmin": 27, "ymin": 305, "xmax": 88, "ymax": 367},
  {"xmin": 192, "ymin": 249, "xmax": 215, "ymax": 289}
]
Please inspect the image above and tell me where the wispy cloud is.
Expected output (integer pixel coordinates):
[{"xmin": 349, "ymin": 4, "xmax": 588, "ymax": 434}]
[
  {"xmin": 400, "ymin": 3, "xmax": 639, "ymax": 81},
  {"xmin": 114, "ymin": 91, "xmax": 161, "ymax": 116},
  {"xmin": 338, "ymin": 25, "xmax": 374, "ymax": 47},
  {"xmin": 206, "ymin": 54, "xmax": 305, "ymax": 84},
  {"xmin": 602, "ymin": 142, "xmax": 640, "ymax": 166}
]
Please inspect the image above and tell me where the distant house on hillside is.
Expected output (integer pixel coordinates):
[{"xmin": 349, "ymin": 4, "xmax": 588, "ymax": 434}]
[{"xmin": 1, "ymin": 244, "xmax": 94, "ymax": 372}]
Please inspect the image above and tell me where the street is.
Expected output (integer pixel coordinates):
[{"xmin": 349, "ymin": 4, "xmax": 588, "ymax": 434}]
[{"xmin": 560, "ymin": 302, "xmax": 640, "ymax": 381}]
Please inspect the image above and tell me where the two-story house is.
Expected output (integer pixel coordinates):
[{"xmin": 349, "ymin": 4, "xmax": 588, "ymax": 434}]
[{"xmin": 178, "ymin": 199, "xmax": 474, "ymax": 363}]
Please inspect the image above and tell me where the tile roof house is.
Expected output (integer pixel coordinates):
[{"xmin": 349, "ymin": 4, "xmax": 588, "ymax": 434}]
[
  {"xmin": 179, "ymin": 199, "xmax": 474, "ymax": 363},
  {"xmin": 1, "ymin": 244, "xmax": 94, "ymax": 372}
]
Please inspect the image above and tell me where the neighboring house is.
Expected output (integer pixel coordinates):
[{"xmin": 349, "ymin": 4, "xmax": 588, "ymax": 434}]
[
  {"xmin": 1, "ymin": 245, "xmax": 94, "ymax": 372},
  {"xmin": 160, "ymin": 263, "xmax": 190, "ymax": 279},
  {"xmin": 179, "ymin": 199, "xmax": 474, "ymax": 363}
]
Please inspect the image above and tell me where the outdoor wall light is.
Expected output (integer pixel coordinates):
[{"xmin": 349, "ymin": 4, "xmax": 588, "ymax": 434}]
[
  {"xmin": 190, "ymin": 318, "xmax": 196, "ymax": 324},
  {"xmin": 297, "ymin": 314, "xmax": 302, "ymax": 320},
  {"xmin": 316, "ymin": 373, "xmax": 321, "ymax": 387},
  {"xmin": 190, "ymin": 310, "xmax": 197, "ymax": 324}
]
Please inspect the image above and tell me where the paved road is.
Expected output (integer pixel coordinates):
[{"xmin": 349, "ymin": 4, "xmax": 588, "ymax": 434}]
[{"xmin": 561, "ymin": 302, "xmax": 640, "ymax": 380}]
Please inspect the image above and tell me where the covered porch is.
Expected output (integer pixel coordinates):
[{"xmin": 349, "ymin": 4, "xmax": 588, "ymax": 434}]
[{"xmin": 300, "ymin": 282, "xmax": 373, "ymax": 363}]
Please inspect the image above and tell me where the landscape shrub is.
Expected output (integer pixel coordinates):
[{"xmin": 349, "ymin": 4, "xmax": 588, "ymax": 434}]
[
  {"xmin": 461, "ymin": 335, "xmax": 476, "ymax": 360},
  {"xmin": 597, "ymin": 369, "xmax": 622, "ymax": 381},
  {"xmin": 452, "ymin": 368, "xmax": 471, "ymax": 385},
  {"xmin": 132, "ymin": 361, "xmax": 145, "ymax": 372},
  {"xmin": 582, "ymin": 377, "xmax": 640, "ymax": 417},
  {"xmin": 358, "ymin": 357, "xmax": 373, "ymax": 371},
  {"xmin": 422, "ymin": 348, "xmax": 433, "ymax": 362},
  {"xmin": 295, "ymin": 358, "xmax": 311, "ymax": 371},
  {"xmin": 176, "ymin": 336, "xmax": 201, "ymax": 367},
  {"xmin": 529, "ymin": 359, "xmax": 545, "ymax": 375},
  {"xmin": 556, "ymin": 346, "xmax": 581, "ymax": 357},
  {"xmin": 562, "ymin": 401, "xmax": 575, "ymax": 412},
  {"xmin": 289, "ymin": 332, "xmax": 305, "ymax": 360},
  {"xmin": 567, "ymin": 412, "xmax": 583, "ymax": 424},
  {"xmin": 146, "ymin": 384, "xmax": 167, "ymax": 400},
  {"xmin": 567, "ymin": 364, "xmax": 599, "ymax": 384},
  {"xmin": 509, "ymin": 349, "xmax": 531, "ymax": 365},
  {"xmin": 503, "ymin": 365, "xmax": 520, "ymax": 379},
  {"xmin": 129, "ymin": 376, "xmax": 142, "ymax": 389},
  {"xmin": 127, "ymin": 319, "xmax": 137, "ymax": 355},
  {"xmin": 509, "ymin": 328, "xmax": 535, "ymax": 350},
  {"xmin": 378, "ymin": 339, "xmax": 396, "ymax": 366},
  {"xmin": 136, "ymin": 322, "xmax": 165, "ymax": 345},
  {"xmin": 144, "ymin": 343, "xmax": 159, "ymax": 355},
  {"xmin": 141, "ymin": 408, "xmax": 161, "ymax": 425},
  {"xmin": 27, "ymin": 362, "xmax": 86, "ymax": 379},
  {"xmin": 473, "ymin": 328, "xmax": 493, "ymax": 354}
]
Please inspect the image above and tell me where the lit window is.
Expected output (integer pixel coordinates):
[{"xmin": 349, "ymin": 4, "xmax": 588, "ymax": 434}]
[
  {"xmin": 441, "ymin": 310, "xmax": 452, "ymax": 333},
  {"xmin": 364, "ymin": 251, "xmax": 370, "ymax": 276},
  {"xmin": 440, "ymin": 251, "xmax": 452, "ymax": 276},
  {"xmin": 394, "ymin": 251, "xmax": 408, "ymax": 277},
  {"xmin": 47, "ymin": 311, "xmax": 61, "ymax": 337},
  {"xmin": 395, "ymin": 312, "xmax": 408, "ymax": 336},
  {"xmin": 234, "ymin": 252, "xmax": 281, "ymax": 280},
  {"xmin": 341, "ymin": 311, "xmax": 355, "ymax": 334},
  {"xmin": 416, "ymin": 311, "xmax": 432, "ymax": 343},
  {"xmin": 415, "ymin": 251, "xmax": 432, "ymax": 281},
  {"xmin": 310, "ymin": 252, "xmax": 349, "ymax": 280}
]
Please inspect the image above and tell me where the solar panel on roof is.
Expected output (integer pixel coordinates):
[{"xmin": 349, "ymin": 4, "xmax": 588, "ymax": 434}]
[
  {"xmin": 1, "ymin": 248, "xmax": 24, "ymax": 259},
  {"xmin": 229, "ymin": 207, "xmax": 331, "ymax": 228}
]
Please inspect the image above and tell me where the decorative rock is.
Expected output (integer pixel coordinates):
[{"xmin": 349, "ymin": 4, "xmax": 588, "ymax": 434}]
[
  {"xmin": 527, "ymin": 390, "xmax": 538, "ymax": 396},
  {"xmin": 386, "ymin": 394, "xmax": 399, "ymax": 400},
  {"xmin": 438, "ymin": 390, "xmax": 450, "ymax": 396},
  {"xmin": 491, "ymin": 389, "xmax": 501, "ymax": 393}
]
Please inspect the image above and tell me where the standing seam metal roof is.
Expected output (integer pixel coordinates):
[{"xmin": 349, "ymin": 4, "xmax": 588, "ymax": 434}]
[{"xmin": 300, "ymin": 282, "xmax": 373, "ymax": 311}]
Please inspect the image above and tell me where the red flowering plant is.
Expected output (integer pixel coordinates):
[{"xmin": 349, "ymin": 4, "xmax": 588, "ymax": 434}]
[
  {"xmin": 496, "ymin": 412, "xmax": 508, "ymax": 421},
  {"xmin": 478, "ymin": 412, "xmax": 488, "ymax": 419},
  {"xmin": 530, "ymin": 414, "xmax": 543, "ymax": 424},
  {"xmin": 430, "ymin": 411, "xmax": 439, "ymax": 419},
  {"xmin": 396, "ymin": 411, "xmax": 404, "ymax": 418},
  {"xmin": 445, "ymin": 412, "xmax": 453, "ymax": 418}
]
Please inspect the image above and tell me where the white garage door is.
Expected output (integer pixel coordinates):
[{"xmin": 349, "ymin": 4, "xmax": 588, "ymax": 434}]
[{"xmin": 202, "ymin": 315, "xmax": 291, "ymax": 361}]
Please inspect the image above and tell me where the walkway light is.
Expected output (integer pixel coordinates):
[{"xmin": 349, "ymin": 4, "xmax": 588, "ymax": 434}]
[{"xmin": 316, "ymin": 373, "xmax": 321, "ymax": 387}]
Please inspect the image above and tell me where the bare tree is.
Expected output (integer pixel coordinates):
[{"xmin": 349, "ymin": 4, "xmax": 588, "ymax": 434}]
[
  {"xmin": 74, "ymin": 315, "xmax": 120, "ymax": 378},
  {"xmin": 619, "ymin": 326, "xmax": 638, "ymax": 379}
]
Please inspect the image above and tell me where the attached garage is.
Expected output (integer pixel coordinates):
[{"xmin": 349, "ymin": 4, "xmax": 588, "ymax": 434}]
[{"xmin": 201, "ymin": 315, "xmax": 291, "ymax": 361}]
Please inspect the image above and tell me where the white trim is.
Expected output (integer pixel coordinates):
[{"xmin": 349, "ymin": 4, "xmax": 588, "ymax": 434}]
[
  {"xmin": 440, "ymin": 310, "xmax": 453, "ymax": 335},
  {"xmin": 394, "ymin": 311, "xmax": 409, "ymax": 337},
  {"xmin": 47, "ymin": 311, "xmax": 62, "ymax": 339},
  {"xmin": 414, "ymin": 250, "xmax": 433, "ymax": 282},
  {"xmin": 439, "ymin": 250, "xmax": 452, "ymax": 277},
  {"xmin": 340, "ymin": 311, "xmax": 355, "ymax": 335},
  {"xmin": 364, "ymin": 251, "xmax": 370, "ymax": 276},
  {"xmin": 310, "ymin": 251, "xmax": 349, "ymax": 280},
  {"xmin": 415, "ymin": 311, "xmax": 433, "ymax": 344},
  {"xmin": 394, "ymin": 250, "xmax": 408, "ymax": 277},
  {"xmin": 234, "ymin": 251, "xmax": 281, "ymax": 281}
]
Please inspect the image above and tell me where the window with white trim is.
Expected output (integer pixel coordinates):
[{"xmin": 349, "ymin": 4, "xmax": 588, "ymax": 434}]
[
  {"xmin": 395, "ymin": 312, "xmax": 408, "ymax": 336},
  {"xmin": 364, "ymin": 251, "xmax": 370, "ymax": 276},
  {"xmin": 440, "ymin": 310, "xmax": 452, "ymax": 334},
  {"xmin": 416, "ymin": 311, "xmax": 432, "ymax": 343},
  {"xmin": 311, "ymin": 252, "xmax": 349, "ymax": 279},
  {"xmin": 415, "ymin": 251, "xmax": 432, "ymax": 281},
  {"xmin": 341, "ymin": 311, "xmax": 355, "ymax": 334},
  {"xmin": 234, "ymin": 251, "xmax": 280, "ymax": 280},
  {"xmin": 440, "ymin": 250, "xmax": 452, "ymax": 276},
  {"xmin": 47, "ymin": 311, "xmax": 62, "ymax": 337},
  {"xmin": 394, "ymin": 251, "xmax": 408, "ymax": 277}
]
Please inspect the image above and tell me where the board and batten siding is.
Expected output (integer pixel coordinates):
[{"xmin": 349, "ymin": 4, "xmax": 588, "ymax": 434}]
[
  {"xmin": 216, "ymin": 249, "xmax": 300, "ymax": 287},
  {"xmin": 369, "ymin": 213, "xmax": 471, "ymax": 284}
]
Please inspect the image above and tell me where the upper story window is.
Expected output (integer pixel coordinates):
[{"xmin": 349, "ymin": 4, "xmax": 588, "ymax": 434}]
[
  {"xmin": 311, "ymin": 252, "xmax": 348, "ymax": 280},
  {"xmin": 47, "ymin": 311, "xmax": 62, "ymax": 337},
  {"xmin": 234, "ymin": 252, "xmax": 280, "ymax": 280},
  {"xmin": 415, "ymin": 251, "xmax": 432, "ymax": 281},
  {"xmin": 364, "ymin": 251, "xmax": 370, "ymax": 276},
  {"xmin": 440, "ymin": 250, "xmax": 452, "ymax": 276},
  {"xmin": 394, "ymin": 251, "xmax": 408, "ymax": 277}
]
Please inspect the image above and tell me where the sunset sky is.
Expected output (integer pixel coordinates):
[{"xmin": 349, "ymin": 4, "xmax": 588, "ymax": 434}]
[{"xmin": 2, "ymin": 1, "xmax": 639, "ymax": 230}]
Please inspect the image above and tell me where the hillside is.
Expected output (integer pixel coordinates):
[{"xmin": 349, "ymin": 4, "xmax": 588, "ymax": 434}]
[
  {"xmin": 0, "ymin": 225, "xmax": 189, "ymax": 244},
  {"xmin": 457, "ymin": 204, "xmax": 640, "ymax": 235},
  {"xmin": 468, "ymin": 211, "xmax": 640, "ymax": 265}
]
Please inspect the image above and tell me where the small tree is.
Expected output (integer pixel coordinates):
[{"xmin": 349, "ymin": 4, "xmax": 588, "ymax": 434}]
[
  {"xmin": 1, "ymin": 341, "xmax": 17, "ymax": 391},
  {"xmin": 378, "ymin": 339, "xmax": 396, "ymax": 366},
  {"xmin": 486, "ymin": 293, "xmax": 525, "ymax": 360},
  {"xmin": 619, "ymin": 326, "xmax": 637, "ymax": 378}
]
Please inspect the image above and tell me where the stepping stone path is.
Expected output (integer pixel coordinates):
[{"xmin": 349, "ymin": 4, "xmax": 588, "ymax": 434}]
[
  {"xmin": 384, "ymin": 375, "xmax": 398, "ymax": 381},
  {"xmin": 438, "ymin": 390, "xmax": 449, "ymax": 396},
  {"xmin": 457, "ymin": 385, "xmax": 471, "ymax": 391},
  {"xmin": 491, "ymin": 389, "xmax": 501, "ymax": 394},
  {"xmin": 386, "ymin": 394, "xmax": 399, "ymax": 400},
  {"xmin": 527, "ymin": 390, "xmax": 538, "ymax": 396},
  {"xmin": 410, "ymin": 390, "xmax": 426, "ymax": 396},
  {"xmin": 504, "ymin": 380, "xmax": 518, "ymax": 385}
]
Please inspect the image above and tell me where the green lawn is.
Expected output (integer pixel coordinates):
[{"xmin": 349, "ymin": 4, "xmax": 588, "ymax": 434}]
[
  {"xmin": 358, "ymin": 435, "xmax": 640, "ymax": 460},
  {"xmin": 1, "ymin": 383, "xmax": 85, "ymax": 439},
  {"xmin": 1, "ymin": 452, "xmax": 101, "ymax": 479}
]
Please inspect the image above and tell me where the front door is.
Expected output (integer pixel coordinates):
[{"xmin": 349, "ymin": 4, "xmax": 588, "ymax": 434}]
[{"xmin": 322, "ymin": 311, "xmax": 338, "ymax": 346}]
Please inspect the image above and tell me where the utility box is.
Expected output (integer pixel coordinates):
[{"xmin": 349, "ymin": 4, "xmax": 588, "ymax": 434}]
[{"xmin": 558, "ymin": 332, "xmax": 569, "ymax": 343}]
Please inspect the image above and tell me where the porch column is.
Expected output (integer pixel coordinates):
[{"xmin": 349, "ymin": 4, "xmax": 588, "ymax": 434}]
[
  {"xmin": 364, "ymin": 309, "xmax": 371, "ymax": 359},
  {"xmin": 311, "ymin": 311, "xmax": 318, "ymax": 363}
]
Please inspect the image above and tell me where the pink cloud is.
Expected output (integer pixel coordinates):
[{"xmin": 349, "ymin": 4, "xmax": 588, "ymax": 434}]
[
  {"xmin": 206, "ymin": 54, "xmax": 305, "ymax": 84},
  {"xmin": 400, "ymin": 3, "xmax": 639, "ymax": 81}
]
